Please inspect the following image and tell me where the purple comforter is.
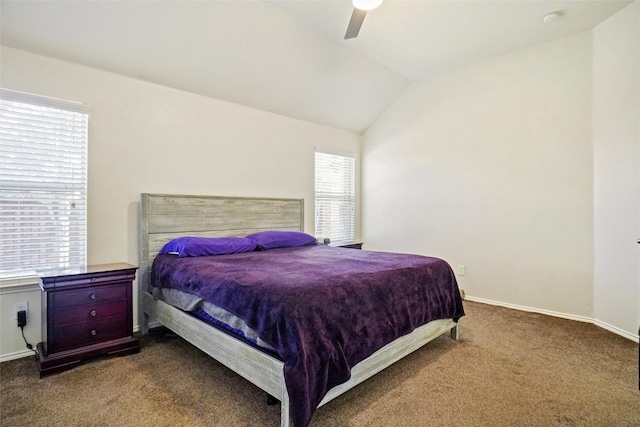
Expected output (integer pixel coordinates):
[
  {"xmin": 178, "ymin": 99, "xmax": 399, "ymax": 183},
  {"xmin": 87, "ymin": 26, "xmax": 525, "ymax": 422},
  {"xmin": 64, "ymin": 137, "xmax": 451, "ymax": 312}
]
[{"xmin": 152, "ymin": 245, "xmax": 464, "ymax": 427}]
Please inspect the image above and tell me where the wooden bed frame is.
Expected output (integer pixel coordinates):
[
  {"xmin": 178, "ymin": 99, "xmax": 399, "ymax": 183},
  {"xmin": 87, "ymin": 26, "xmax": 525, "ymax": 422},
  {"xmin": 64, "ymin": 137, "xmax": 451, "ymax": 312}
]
[{"xmin": 139, "ymin": 193, "xmax": 460, "ymax": 427}]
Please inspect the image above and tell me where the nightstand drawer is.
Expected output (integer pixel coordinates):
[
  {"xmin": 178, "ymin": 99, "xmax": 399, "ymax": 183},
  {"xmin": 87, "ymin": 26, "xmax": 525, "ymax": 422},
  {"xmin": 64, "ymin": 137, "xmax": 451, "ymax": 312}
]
[
  {"xmin": 51, "ymin": 316, "xmax": 128, "ymax": 353},
  {"xmin": 53, "ymin": 284, "xmax": 127, "ymax": 309},
  {"xmin": 53, "ymin": 300, "xmax": 127, "ymax": 326}
]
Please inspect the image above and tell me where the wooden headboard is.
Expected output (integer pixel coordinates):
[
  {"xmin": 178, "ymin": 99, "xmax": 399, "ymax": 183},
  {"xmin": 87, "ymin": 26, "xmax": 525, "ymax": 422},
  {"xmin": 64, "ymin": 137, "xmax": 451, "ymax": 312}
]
[{"xmin": 139, "ymin": 193, "xmax": 304, "ymax": 301}]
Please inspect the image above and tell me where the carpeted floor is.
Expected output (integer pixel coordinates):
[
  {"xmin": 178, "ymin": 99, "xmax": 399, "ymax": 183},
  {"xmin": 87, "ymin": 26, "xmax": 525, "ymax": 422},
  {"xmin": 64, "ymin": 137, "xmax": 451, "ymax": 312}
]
[{"xmin": 1, "ymin": 301, "xmax": 638, "ymax": 426}]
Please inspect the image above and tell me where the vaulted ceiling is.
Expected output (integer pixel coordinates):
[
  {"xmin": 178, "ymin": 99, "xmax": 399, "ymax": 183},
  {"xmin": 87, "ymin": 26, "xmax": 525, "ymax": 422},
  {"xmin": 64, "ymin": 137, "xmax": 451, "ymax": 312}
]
[{"xmin": 1, "ymin": 0, "xmax": 632, "ymax": 133}]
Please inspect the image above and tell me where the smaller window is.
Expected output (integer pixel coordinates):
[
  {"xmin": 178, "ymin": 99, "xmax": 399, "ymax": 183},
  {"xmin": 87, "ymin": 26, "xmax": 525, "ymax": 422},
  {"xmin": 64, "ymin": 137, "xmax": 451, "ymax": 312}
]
[{"xmin": 314, "ymin": 152, "xmax": 355, "ymax": 246}]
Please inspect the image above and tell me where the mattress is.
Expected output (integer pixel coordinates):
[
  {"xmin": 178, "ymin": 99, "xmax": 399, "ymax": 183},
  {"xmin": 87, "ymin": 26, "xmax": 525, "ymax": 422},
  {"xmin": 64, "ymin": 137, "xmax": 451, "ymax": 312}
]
[{"xmin": 154, "ymin": 286, "xmax": 275, "ymax": 351}]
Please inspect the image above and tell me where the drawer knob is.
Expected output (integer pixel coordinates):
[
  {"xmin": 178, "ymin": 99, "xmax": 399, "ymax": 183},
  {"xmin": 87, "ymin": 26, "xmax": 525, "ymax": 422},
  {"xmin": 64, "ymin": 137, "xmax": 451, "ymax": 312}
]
[
  {"xmin": 89, "ymin": 293, "xmax": 97, "ymax": 300},
  {"xmin": 90, "ymin": 329, "xmax": 97, "ymax": 336},
  {"xmin": 90, "ymin": 310, "xmax": 97, "ymax": 317}
]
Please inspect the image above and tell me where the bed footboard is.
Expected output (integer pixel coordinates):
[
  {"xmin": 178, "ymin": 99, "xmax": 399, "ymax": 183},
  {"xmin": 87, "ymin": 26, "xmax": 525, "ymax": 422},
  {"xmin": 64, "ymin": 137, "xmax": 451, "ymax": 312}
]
[{"xmin": 318, "ymin": 318, "xmax": 459, "ymax": 407}]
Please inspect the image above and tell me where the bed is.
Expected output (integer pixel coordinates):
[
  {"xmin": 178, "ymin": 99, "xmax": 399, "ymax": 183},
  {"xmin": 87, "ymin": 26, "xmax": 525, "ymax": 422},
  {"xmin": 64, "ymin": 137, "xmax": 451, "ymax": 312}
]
[{"xmin": 139, "ymin": 193, "xmax": 464, "ymax": 427}]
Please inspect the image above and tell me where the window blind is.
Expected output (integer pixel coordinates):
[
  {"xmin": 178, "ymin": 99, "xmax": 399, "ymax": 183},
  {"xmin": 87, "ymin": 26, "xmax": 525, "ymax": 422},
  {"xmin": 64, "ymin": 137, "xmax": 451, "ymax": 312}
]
[
  {"xmin": 314, "ymin": 152, "xmax": 355, "ymax": 246},
  {"xmin": 0, "ymin": 89, "xmax": 88, "ymax": 276}
]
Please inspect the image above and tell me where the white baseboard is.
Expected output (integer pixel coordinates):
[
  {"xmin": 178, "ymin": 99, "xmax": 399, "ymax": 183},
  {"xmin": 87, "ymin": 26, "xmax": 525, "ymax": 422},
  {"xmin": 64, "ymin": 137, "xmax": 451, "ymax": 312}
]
[
  {"xmin": 134, "ymin": 320, "xmax": 163, "ymax": 332},
  {"xmin": 593, "ymin": 318, "xmax": 639, "ymax": 343},
  {"xmin": 0, "ymin": 349, "xmax": 36, "ymax": 363},
  {"xmin": 1, "ymin": 322, "xmax": 165, "ymax": 363},
  {"xmin": 465, "ymin": 295, "xmax": 639, "ymax": 343}
]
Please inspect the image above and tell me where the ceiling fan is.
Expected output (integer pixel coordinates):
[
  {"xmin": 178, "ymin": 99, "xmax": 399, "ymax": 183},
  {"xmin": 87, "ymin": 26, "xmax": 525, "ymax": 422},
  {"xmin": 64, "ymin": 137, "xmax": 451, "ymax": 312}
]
[{"xmin": 345, "ymin": 0, "xmax": 383, "ymax": 39}]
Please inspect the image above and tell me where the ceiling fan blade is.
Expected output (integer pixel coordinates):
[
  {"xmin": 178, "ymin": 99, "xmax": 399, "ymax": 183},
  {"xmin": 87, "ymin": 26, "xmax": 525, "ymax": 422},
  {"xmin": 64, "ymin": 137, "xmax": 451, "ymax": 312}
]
[{"xmin": 344, "ymin": 8, "xmax": 367, "ymax": 39}]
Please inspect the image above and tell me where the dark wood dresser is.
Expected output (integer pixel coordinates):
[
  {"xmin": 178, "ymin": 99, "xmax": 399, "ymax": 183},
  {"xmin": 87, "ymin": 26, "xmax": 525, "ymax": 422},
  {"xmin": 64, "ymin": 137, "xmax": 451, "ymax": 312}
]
[
  {"xmin": 37, "ymin": 263, "xmax": 140, "ymax": 377},
  {"xmin": 339, "ymin": 242, "xmax": 364, "ymax": 249}
]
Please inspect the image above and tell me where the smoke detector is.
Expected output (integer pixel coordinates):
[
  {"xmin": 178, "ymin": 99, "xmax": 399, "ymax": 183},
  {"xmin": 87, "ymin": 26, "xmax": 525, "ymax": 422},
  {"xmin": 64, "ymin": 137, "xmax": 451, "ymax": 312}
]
[{"xmin": 543, "ymin": 11, "xmax": 563, "ymax": 24}]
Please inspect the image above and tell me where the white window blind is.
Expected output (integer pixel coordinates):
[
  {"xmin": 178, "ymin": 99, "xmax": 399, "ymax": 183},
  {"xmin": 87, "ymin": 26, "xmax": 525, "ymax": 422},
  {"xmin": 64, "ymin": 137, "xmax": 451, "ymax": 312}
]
[
  {"xmin": 0, "ymin": 89, "xmax": 88, "ymax": 276},
  {"xmin": 315, "ymin": 152, "xmax": 355, "ymax": 246}
]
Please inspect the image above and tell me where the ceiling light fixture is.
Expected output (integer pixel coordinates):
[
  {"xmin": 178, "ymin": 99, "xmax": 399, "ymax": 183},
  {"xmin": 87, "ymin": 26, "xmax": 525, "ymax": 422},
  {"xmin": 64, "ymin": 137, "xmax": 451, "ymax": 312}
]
[
  {"xmin": 542, "ymin": 11, "xmax": 563, "ymax": 24},
  {"xmin": 345, "ymin": 0, "xmax": 383, "ymax": 39},
  {"xmin": 353, "ymin": 0, "xmax": 383, "ymax": 11}
]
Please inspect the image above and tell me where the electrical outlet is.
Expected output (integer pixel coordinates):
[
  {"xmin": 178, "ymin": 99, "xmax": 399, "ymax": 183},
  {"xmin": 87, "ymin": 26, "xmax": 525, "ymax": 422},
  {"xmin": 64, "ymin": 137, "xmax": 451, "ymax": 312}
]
[
  {"xmin": 14, "ymin": 301, "xmax": 28, "ymax": 317},
  {"xmin": 457, "ymin": 265, "xmax": 465, "ymax": 276}
]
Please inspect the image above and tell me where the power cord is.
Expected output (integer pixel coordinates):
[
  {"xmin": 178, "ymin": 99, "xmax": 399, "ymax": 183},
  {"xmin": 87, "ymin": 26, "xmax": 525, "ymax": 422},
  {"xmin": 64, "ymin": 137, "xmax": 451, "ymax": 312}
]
[{"xmin": 20, "ymin": 326, "xmax": 35, "ymax": 351}]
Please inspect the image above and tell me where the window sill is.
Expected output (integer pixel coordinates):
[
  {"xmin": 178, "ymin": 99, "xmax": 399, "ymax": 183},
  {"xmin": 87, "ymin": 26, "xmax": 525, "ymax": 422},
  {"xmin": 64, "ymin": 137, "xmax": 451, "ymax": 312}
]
[{"xmin": 0, "ymin": 272, "xmax": 40, "ymax": 294}]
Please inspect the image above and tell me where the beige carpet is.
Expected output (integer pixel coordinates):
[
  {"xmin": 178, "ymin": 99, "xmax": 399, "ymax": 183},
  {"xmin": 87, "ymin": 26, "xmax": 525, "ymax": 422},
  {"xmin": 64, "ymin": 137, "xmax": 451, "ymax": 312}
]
[{"xmin": 1, "ymin": 301, "xmax": 638, "ymax": 426}]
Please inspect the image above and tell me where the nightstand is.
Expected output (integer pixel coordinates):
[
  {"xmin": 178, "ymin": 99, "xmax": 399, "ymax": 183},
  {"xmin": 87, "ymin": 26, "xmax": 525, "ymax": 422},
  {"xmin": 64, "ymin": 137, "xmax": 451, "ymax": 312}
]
[
  {"xmin": 37, "ymin": 263, "xmax": 140, "ymax": 377},
  {"xmin": 339, "ymin": 242, "xmax": 364, "ymax": 249}
]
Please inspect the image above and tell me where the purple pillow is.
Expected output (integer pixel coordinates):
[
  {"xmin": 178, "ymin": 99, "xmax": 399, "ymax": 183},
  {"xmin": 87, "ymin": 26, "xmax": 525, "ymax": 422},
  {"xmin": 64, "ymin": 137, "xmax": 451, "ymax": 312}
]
[
  {"xmin": 245, "ymin": 230, "xmax": 317, "ymax": 250},
  {"xmin": 159, "ymin": 236, "xmax": 257, "ymax": 257}
]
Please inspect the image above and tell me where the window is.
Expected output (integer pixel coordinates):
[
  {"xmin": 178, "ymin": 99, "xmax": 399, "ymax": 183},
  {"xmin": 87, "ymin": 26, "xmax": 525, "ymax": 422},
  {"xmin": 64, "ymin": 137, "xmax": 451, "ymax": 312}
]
[
  {"xmin": 0, "ymin": 89, "xmax": 89, "ymax": 276},
  {"xmin": 314, "ymin": 152, "xmax": 355, "ymax": 246}
]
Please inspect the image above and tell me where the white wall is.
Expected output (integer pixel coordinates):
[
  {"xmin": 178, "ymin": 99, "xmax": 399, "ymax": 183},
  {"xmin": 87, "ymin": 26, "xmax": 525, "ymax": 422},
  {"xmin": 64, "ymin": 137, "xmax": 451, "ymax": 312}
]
[
  {"xmin": 363, "ymin": 3, "xmax": 640, "ymax": 341},
  {"xmin": 363, "ymin": 32, "xmax": 595, "ymax": 321},
  {"xmin": 0, "ymin": 46, "xmax": 360, "ymax": 360},
  {"xmin": 593, "ymin": 1, "xmax": 640, "ymax": 338}
]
